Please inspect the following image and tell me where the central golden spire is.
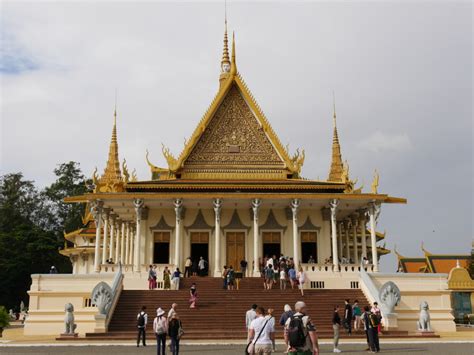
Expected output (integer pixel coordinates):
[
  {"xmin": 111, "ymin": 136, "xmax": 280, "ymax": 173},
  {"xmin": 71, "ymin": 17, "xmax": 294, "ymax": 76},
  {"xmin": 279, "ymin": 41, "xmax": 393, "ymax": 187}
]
[
  {"xmin": 219, "ymin": 11, "xmax": 231, "ymax": 86},
  {"xmin": 328, "ymin": 93, "xmax": 344, "ymax": 182},
  {"xmin": 102, "ymin": 108, "xmax": 122, "ymax": 183}
]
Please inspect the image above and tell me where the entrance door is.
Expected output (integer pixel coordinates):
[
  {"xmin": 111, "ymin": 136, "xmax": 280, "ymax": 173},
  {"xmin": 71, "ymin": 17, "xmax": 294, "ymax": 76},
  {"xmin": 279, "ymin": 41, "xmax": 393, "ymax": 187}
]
[
  {"xmin": 301, "ymin": 231, "xmax": 317, "ymax": 263},
  {"xmin": 452, "ymin": 292, "xmax": 472, "ymax": 323},
  {"xmin": 226, "ymin": 232, "xmax": 245, "ymax": 270},
  {"xmin": 190, "ymin": 232, "xmax": 209, "ymax": 276},
  {"xmin": 262, "ymin": 232, "xmax": 281, "ymax": 258},
  {"xmin": 153, "ymin": 232, "xmax": 170, "ymax": 264}
]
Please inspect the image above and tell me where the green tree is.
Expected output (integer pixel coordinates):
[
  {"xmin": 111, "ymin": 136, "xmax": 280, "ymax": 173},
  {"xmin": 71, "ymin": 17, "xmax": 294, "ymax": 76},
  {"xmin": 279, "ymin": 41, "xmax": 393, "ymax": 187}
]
[{"xmin": 0, "ymin": 163, "xmax": 89, "ymax": 310}]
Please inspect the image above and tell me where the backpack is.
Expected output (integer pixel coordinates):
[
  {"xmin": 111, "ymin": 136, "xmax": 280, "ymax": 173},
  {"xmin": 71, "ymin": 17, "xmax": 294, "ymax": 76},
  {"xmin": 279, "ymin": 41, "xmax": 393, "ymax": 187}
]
[
  {"xmin": 137, "ymin": 312, "xmax": 145, "ymax": 327},
  {"xmin": 288, "ymin": 315, "xmax": 306, "ymax": 348},
  {"xmin": 369, "ymin": 313, "xmax": 381, "ymax": 327},
  {"xmin": 227, "ymin": 269, "xmax": 234, "ymax": 281},
  {"xmin": 155, "ymin": 316, "xmax": 166, "ymax": 334}
]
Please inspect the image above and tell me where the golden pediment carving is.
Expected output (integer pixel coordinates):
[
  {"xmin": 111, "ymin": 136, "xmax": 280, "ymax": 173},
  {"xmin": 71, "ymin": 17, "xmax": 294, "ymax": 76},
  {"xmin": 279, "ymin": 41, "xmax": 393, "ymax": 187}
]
[{"xmin": 184, "ymin": 85, "xmax": 283, "ymax": 169}]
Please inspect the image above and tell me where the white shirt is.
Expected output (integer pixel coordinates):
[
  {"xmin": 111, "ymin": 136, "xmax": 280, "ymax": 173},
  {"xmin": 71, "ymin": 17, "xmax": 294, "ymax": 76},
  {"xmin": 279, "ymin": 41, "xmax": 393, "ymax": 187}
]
[
  {"xmin": 250, "ymin": 316, "xmax": 274, "ymax": 345},
  {"xmin": 168, "ymin": 308, "xmax": 176, "ymax": 319},
  {"xmin": 198, "ymin": 259, "xmax": 205, "ymax": 269},
  {"xmin": 280, "ymin": 270, "xmax": 286, "ymax": 280},
  {"xmin": 246, "ymin": 309, "xmax": 256, "ymax": 329},
  {"xmin": 298, "ymin": 271, "xmax": 306, "ymax": 283}
]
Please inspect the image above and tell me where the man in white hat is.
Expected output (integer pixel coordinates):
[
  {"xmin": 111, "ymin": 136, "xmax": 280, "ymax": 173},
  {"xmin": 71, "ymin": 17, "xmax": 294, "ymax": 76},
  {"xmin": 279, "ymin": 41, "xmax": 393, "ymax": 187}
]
[
  {"xmin": 153, "ymin": 307, "xmax": 168, "ymax": 355},
  {"xmin": 284, "ymin": 301, "xmax": 319, "ymax": 355}
]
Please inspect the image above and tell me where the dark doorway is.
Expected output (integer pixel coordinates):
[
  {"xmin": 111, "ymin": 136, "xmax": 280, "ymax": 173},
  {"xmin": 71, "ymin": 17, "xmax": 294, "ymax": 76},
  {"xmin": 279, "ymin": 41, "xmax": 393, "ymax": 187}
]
[
  {"xmin": 263, "ymin": 243, "xmax": 281, "ymax": 258},
  {"xmin": 153, "ymin": 242, "xmax": 170, "ymax": 264},
  {"xmin": 153, "ymin": 232, "xmax": 171, "ymax": 264},
  {"xmin": 301, "ymin": 231, "xmax": 318, "ymax": 263},
  {"xmin": 190, "ymin": 232, "xmax": 210, "ymax": 276},
  {"xmin": 301, "ymin": 242, "xmax": 317, "ymax": 263}
]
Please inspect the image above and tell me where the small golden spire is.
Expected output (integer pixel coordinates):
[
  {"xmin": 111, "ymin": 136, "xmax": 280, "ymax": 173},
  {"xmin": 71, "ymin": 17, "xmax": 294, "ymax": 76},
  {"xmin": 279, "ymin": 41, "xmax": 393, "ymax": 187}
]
[
  {"xmin": 230, "ymin": 31, "xmax": 237, "ymax": 75},
  {"xmin": 101, "ymin": 107, "xmax": 122, "ymax": 183},
  {"xmin": 328, "ymin": 92, "xmax": 344, "ymax": 182},
  {"xmin": 219, "ymin": 3, "xmax": 231, "ymax": 85}
]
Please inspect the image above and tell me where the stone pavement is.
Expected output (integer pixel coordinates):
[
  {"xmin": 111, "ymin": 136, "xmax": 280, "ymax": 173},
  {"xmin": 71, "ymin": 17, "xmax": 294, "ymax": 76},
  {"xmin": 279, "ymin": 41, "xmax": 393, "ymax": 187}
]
[{"xmin": 1, "ymin": 343, "xmax": 474, "ymax": 355}]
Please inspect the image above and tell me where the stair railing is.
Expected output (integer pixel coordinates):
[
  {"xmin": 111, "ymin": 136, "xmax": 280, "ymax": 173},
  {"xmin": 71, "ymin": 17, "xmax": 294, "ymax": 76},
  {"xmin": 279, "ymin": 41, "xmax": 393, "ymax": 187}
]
[{"xmin": 105, "ymin": 262, "xmax": 124, "ymax": 330}]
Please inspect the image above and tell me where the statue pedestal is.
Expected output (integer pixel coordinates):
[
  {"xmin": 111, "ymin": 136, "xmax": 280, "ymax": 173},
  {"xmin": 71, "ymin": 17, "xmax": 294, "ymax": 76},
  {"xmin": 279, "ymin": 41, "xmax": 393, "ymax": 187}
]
[
  {"xmin": 416, "ymin": 330, "xmax": 435, "ymax": 336},
  {"xmin": 56, "ymin": 333, "xmax": 78, "ymax": 340},
  {"xmin": 382, "ymin": 313, "xmax": 398, "ymax": 330},
  {"xmin": 94, "ymin": 314, "xmax": 107, "ymax": 333}
]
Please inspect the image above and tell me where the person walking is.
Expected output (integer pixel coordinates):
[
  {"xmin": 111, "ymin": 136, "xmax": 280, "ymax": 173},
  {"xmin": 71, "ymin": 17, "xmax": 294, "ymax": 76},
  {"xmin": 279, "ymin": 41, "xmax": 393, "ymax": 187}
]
[
  {"xmin": 189, "ymin": 283, "xmax": 198, "ymax": 309},
  {"xmin": 153, "ymin": 307, "xmax": 168, "ymax": 355},
  {"xmin": 297, "ymin": 267, "xmax": 306, "ymax": 296},
  {"xmin": 172, "ymin": 268, "xmax": 181, "ymax": 290},
  {"xmin": 240, "ymin": 259, "xmax": 248, "ymax": 277},
  {"xmin": 198, "ymin": 256, "xmax": 206, "ymax": 277},
  {"xmin": 248, "ymin": 306, "xmax": 274, "ymax": 355},
  {"xmin": 279, "ymin": 304, "xmax": 294, "ymax": 351},
  {"xmin": 163, "ymin": 266, "xmax": 171, "ymax": 290},
  {"xmin": 168, "ymin": 312, "xmax": 183, "ymax": 355},
  {"xmin": 343, "ymin": 299, "xmax": 352, "ymax": 335},
  {"xmin": 371, "ymin": 302, "xmax": 382, "ymax": 334},
  {"xmin": 227, "ymin": 265, "xmax": 235, "ymax": 290},
  {"xmin": 284, "ymin": 301, "xmax": 319, "ymax": 355},
  {"xmin": 136, "ymin": 306, "xmax": 148, "ymax": 347},
  {"xmin": 265, "ymin": 265, "xmax": 274, "ymax": 290},
  {"xmin": 184, "ymin": 257, "xmax": 192, "ymax": 278},
  {"xmin": 288, "ymin": 266, "xmax": 297, "ymax": 289},
  {"xmin": 246, "ymin": 304, "xmax": 258, "ymax": 342},
  {"xmin": 353, "ymin": 300, "xmax": 362, "ymax": 331},
  {"xmin": 363, "ymin": 306, "xmax": 380, "ymax": 353},
  {"xmin": 266, "ymin": 308, "xmax": 276, "ymax": 352},
  {"xmin": 332, "ymin": 305, "xmax": 342, "ymax": 353},
  {"xmin": 148, "ymin": 265, "xmax": 155, "ymax": 290},
  {"xmin": 280, "ymin": 267, "xmax": 287, "ymax": 290},
  {"xmin": 168, "ymin": 303, "xmax": 178, "ymax": 320},
  {"xmin": 191, "ymin": 258, "xmax": 198, "ymax": 276},
  {"xmin": 222, "ymin": 265, "xmax": 228, "ymax": 289}
]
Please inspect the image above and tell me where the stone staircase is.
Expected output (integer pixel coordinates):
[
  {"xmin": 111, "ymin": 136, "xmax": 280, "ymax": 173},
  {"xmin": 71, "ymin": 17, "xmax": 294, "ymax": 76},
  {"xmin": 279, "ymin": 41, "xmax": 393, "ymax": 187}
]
[{"xmin": 85, "ymin": 276, "xmax": 408, "ymax": 340}]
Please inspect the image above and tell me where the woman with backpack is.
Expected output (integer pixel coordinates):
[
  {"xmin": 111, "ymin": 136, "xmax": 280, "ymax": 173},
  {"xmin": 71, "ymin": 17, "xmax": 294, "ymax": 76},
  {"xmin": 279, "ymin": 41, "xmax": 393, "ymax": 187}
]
[
  {"xmin": 153, "ymin": 308, "xmax": 168, "ymax": 355},
  {"xmin": 227, "ymin": 266, "xmax": 235, "ymax": 290},
  {"xmin": 362, "ymin": 306, "xmax": 380, "ymax": 353},
  {"xmin": 168, "ymin": 313, "xmax": 183, "ymax": 355}
]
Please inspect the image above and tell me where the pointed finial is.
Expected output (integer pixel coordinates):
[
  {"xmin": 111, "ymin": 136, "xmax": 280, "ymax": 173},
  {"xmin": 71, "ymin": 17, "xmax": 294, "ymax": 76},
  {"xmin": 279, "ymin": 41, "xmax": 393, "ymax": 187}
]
[
  {"xmin": 332, "ymin": 91, "xmax": 337, "ymax": 126},
  {"xmin": 114, "ymin": 89, "xmax": 117, "ymax": 125},
  {"xmin": 230, "ymin": 31, "xmax": 237, "ymax": 75},
  {"xmin": 328, "ymin": 91, "xmax": 344, "ymax": 182}
]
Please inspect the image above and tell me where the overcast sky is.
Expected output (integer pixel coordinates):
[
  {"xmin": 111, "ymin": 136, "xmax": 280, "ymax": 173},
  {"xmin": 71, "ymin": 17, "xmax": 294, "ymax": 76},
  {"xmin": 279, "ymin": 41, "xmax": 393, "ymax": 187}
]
[{"xmin": 1, "ymin": 1, "xmax": 472, "ymax": 271}]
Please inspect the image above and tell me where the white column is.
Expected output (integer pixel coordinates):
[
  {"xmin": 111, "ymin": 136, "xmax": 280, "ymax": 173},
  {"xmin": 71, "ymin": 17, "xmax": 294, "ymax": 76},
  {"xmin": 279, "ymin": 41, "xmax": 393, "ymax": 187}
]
[
  {"xmin": 337, "ymin": 222, "xmax": 343, "ymax": 259},
  {"xmin": 290, "ymin": 199, "xmax": 300, "ymax": 268},
  {"xmin": 129, "ymin": 224, "xmax": 134, "ymax": 265},
  {"xmin": 369, "ymin": 202, "xmax": 380, "ymax": 272},
  {"xmin": 360, "ymin": 214, "xmax": 367, "ymax": 259},
  {"xmin": 344, "ymin": 220, "xmax": 350, "ymax": 260},
  {"xmin": 91, "ymin": 200, "xmax": 104, "ymax": 273},
  {"xmin": 352, "ymin": 215, "xmax": 359, "ymax": 265},
  {"xmin": 125, "ymin": 222, "xmax": 130, "ymax": 265},
  {"xmin": 174, "ymin": 199, "xmax": 183, "ymax": 269},
  {"xmin": 120, "ymin": 220, "xmax": 126, "ymax": 263},
  {"xmin": 213, "ymin": 198, "xmax": 223, "ymax": 277},
  {"xmin": 329, "ymin": 199, "xmax": 339, "ymax": 271},
  {"xmin": 134, "ymin": 199, "xmax": 144, "ymax": 272},
  {"xmin": 115, "ymin": 219, "xmax": 121, "ymax": 263},
  {"xmin": 109, "ymin": 214, "xmax": 116, "ymax": 261},
  {"xmin": 102, "ymin": 208, "xmax": 110, "ymax": 264},
  {"xmin": 252, "ymin": 198, "xmax": 261, "ymax": 276}
]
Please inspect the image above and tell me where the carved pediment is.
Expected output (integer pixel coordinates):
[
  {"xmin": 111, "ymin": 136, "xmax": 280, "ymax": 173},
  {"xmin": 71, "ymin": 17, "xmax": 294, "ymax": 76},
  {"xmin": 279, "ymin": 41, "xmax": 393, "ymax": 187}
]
[{"xmin": 184, "ymin": 85, "xmax": 284, "ymax": 170}]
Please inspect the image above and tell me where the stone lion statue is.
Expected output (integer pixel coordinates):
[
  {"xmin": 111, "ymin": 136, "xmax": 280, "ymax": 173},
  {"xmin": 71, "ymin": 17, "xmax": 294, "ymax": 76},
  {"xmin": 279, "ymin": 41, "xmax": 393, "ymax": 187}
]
[
  {"xmin": 417, "ymin": 301, "xmax": 431, "ymax": 331},
  {"xmin": 64, "ymin": 303, "xmax": 77, "ymax": 334}
]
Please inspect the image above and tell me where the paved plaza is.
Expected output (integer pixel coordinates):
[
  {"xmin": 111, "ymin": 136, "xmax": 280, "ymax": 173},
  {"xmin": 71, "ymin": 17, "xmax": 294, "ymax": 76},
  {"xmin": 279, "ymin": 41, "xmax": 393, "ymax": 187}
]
[{"xmin": 1, "ymin": 342, "xmax": 474, "ymax": 355}]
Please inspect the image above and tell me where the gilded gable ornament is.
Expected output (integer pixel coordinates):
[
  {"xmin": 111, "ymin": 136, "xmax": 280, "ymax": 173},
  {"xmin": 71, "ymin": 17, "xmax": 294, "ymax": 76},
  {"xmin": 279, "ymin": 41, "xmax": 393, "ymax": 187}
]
[{"xmin": 184, "ymin": 85, "xmax": 283, "ymax": 167}]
